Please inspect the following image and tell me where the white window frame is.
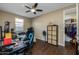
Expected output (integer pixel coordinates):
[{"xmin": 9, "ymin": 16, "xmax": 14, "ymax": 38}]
[{"xmin": 15, "ymin": 18, "xmax": 24, "ymax": 33}]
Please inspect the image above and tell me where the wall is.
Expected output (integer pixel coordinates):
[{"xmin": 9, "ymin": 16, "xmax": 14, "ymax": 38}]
[
  {"xmin": 32, "ymin": 9, "xmax": 64, "ymax": 46},
  {"xmin": 77, "ymin": 4, "xmax": 79, "ymax": 41},
  {"xmin": 0, "ymin": 11, "xmax": 31, "ymax": 32}
]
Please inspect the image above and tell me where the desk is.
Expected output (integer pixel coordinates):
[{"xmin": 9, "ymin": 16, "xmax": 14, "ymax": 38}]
[{"xmin": 0, "ymin": 41, "xmax": 27, "ymax": 55}]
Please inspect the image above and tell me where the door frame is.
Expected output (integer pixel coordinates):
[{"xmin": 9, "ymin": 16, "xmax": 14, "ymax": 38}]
[{"xmin": 63, "ymin": 4, "xmax": 78, "ymax": 46}]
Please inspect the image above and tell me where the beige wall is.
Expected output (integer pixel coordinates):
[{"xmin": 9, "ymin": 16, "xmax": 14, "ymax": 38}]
[
  {"xmin": 0, "ymin": 11, "xmax": 31, "ymax": 32},
  {"xmin": 77, "ymin": 4, "xmax": 79, "ymax": 41},
  {"xmin": 32, "ymin": 9, "xmax": 64, "ymax": 46}
]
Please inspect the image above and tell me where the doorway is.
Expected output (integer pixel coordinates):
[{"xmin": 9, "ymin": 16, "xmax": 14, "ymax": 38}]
[{"xmin": 64, "ymin": 6, "xmax": 77, "ymax": 47}]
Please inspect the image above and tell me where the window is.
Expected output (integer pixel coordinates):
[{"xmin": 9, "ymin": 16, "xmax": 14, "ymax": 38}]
[{"xmin": 15, "ymin": 18, "xmax": 24, "ymax": 33}]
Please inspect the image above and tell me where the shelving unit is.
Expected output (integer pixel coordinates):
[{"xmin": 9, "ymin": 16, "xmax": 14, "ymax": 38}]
[{"xmin": 47, "ymin": 25, "xmax": 58, "ymax": 46}]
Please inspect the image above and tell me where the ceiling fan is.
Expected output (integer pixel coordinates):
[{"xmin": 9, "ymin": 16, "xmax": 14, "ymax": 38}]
[{"xmin": 25, "ymin": 3, "xmax": 43, "ymax": 14}]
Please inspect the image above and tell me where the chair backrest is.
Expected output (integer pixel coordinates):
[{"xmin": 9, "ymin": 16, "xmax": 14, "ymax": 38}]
[
  {"xmin": 26, "ymin": 27, "xmax": 34, "ymax": 44},
  {"xmin": 28, "ymin": 32, "xmax": 34, "ymax": 44}
]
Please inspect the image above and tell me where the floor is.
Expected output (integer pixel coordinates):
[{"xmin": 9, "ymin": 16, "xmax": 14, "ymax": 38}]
[{"xmin": 31, "ymin": 39, "xmax": 76, "ymax": 55}]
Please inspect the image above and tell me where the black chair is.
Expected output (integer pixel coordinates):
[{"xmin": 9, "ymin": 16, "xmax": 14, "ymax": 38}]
[{"xmin": 24, "ymin": 27, "xmax": 34, "ymax": 54}]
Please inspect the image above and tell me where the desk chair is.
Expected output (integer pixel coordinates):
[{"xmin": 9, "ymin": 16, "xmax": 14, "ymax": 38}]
[{"xmin": 24, "ymin": 27, "xmax": 34, "ymax": 55}]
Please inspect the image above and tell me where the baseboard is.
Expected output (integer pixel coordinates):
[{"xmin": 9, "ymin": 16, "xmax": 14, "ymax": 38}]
[{"xmin": 58, "ymin": 43, "xmax": 65, "ymax": 46}]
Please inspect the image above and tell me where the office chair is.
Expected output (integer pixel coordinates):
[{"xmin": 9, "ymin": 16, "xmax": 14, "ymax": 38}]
[{"xmin": 24, "ymin": 27, "xmax": 34, "ymax": 55}]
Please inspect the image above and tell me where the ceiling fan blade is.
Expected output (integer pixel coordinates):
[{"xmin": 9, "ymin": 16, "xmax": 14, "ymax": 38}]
[
  {"xmin": 36, "ymin": 9, "xmax": 43, "ymax": 12},
  {"xmin": 33, "ymin": 12, "xmax": 36, "ymax": 14},
  {"xmin": 26, "ymin": 10, "xmax": 30, "ymax": 13},
  {"xmin": 25, "ymin": 6, "xmax": 31, "ymax": 9},
  {"xmin": 33, "ymin": 3, "xmax": 38, "ymax": 8}
]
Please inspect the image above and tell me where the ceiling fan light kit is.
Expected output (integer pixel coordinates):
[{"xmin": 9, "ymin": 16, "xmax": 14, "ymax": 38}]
[{"xmin": 31, "ymin": 9, "xmax": 36, "ymax": 12}]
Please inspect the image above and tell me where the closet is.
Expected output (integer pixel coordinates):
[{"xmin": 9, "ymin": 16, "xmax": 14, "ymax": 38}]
[
  {"xmin": 47, "ymin": 25, "xmax": 58, "ymax": 46},
  {"xmin": 64, "ymin": 7, "xmax": 77, "ymax": 44}
]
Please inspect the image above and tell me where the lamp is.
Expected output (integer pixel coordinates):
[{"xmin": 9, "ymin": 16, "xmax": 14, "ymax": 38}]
[{"xmin": 31, "ymin": 9, "xmax": 36, "ymax": 12}]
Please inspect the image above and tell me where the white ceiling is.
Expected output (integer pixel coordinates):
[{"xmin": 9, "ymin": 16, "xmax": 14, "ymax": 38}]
[{"xmin": 0, "ymin": 3, "xmax": 74, "ymax": 18}]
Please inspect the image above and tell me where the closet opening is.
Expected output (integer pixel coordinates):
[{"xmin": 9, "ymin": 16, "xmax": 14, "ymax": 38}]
[{"xmin": 64, "ymin": 6, "xmax": 77, "ymax": 49}]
